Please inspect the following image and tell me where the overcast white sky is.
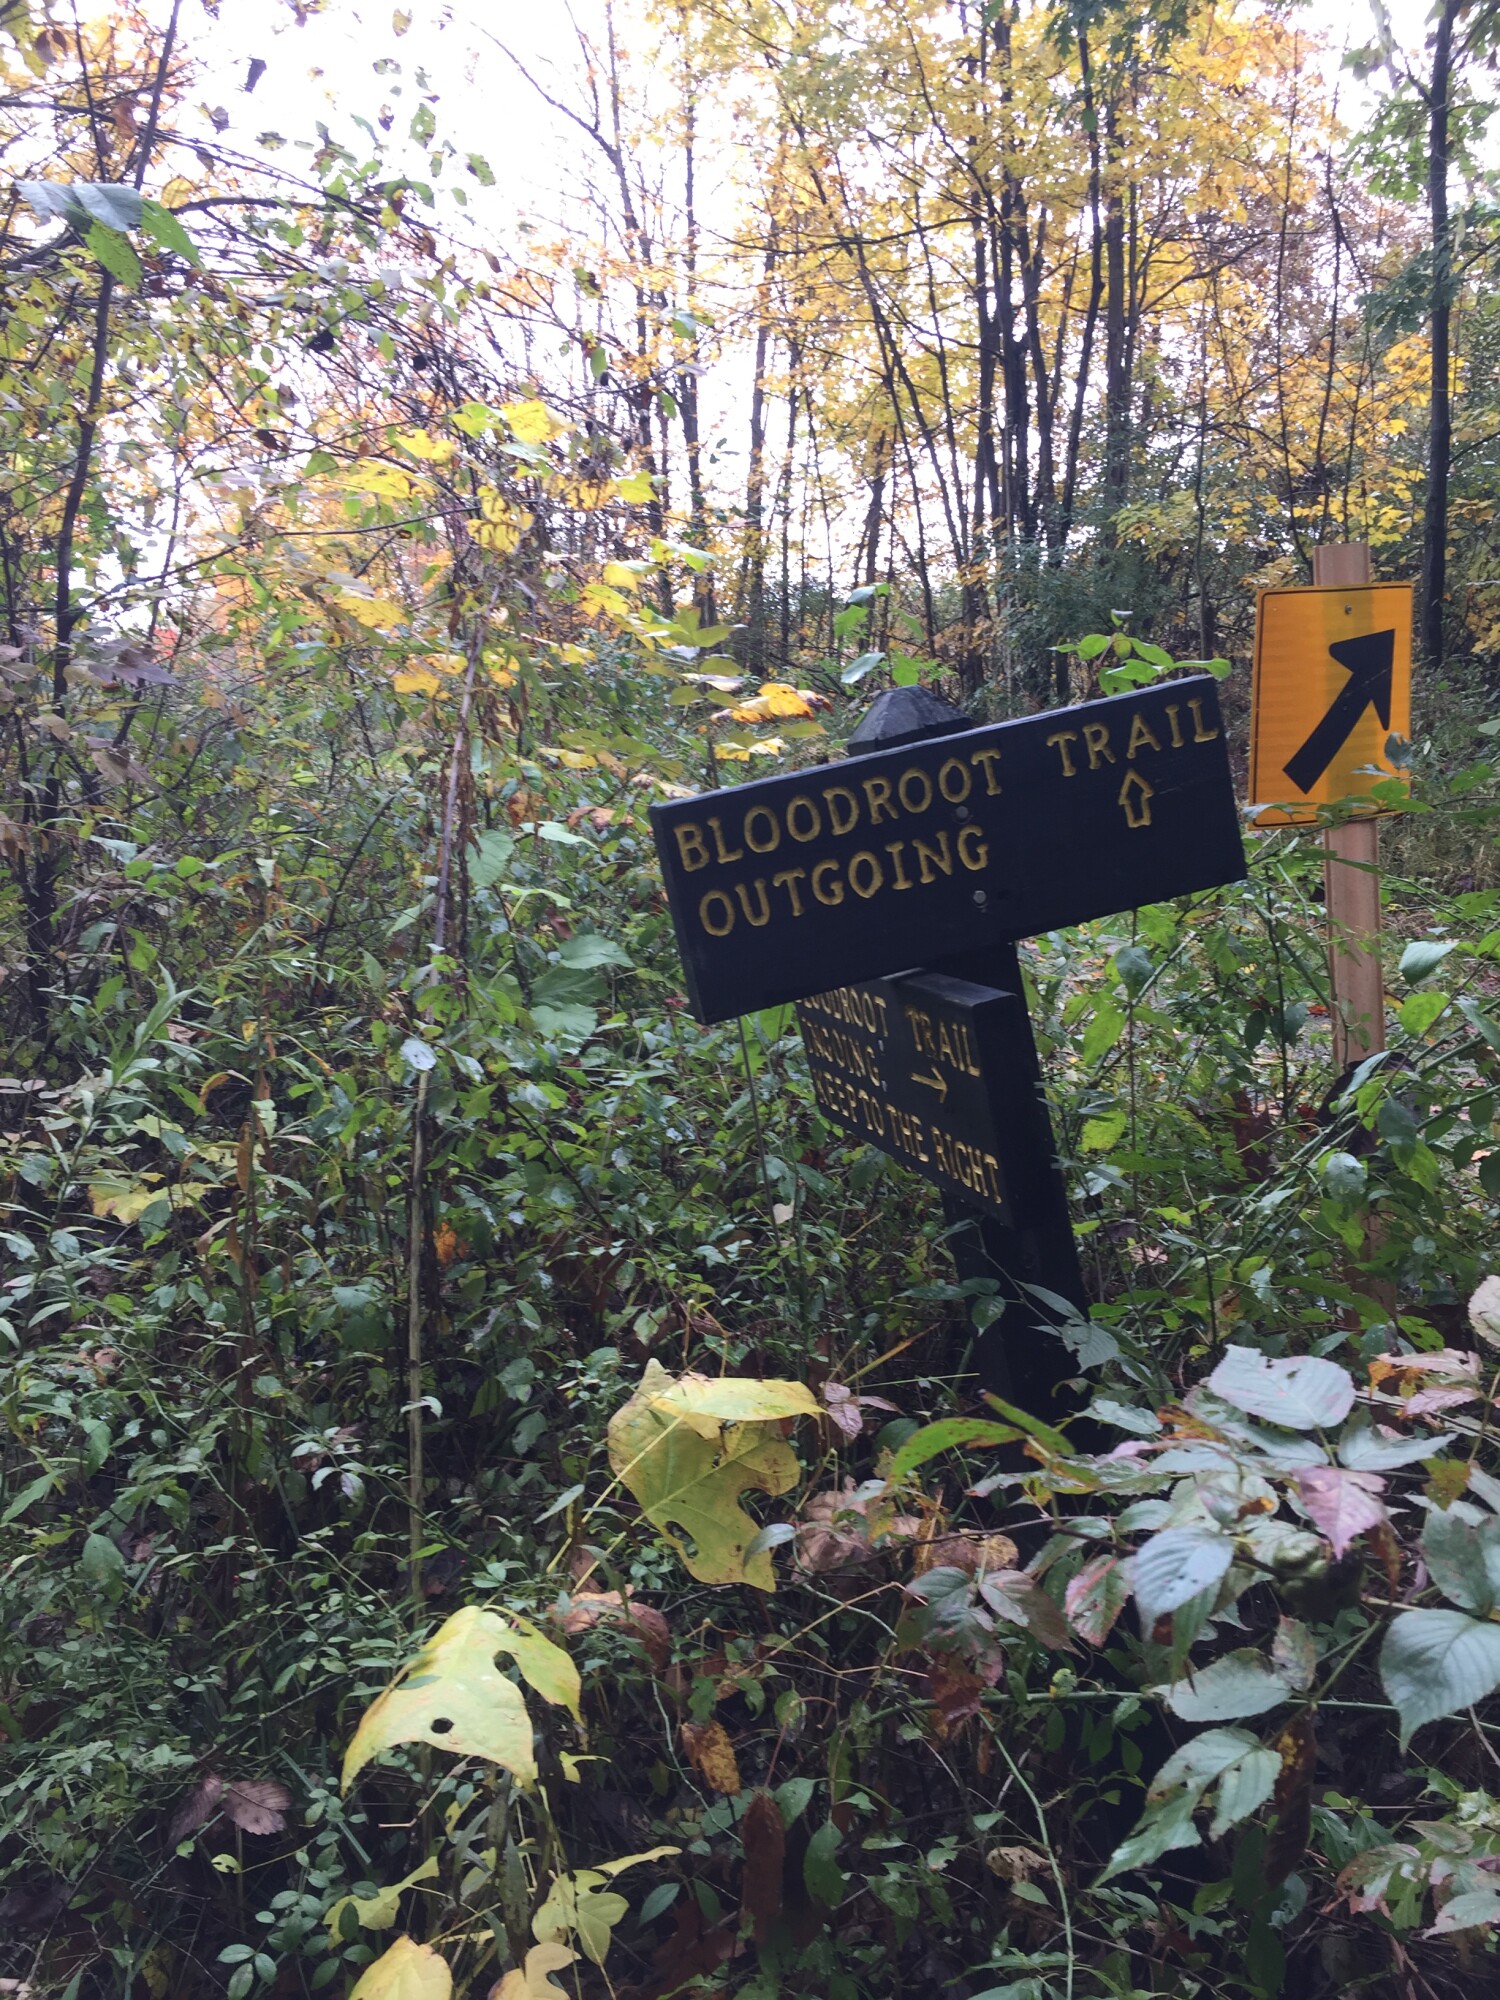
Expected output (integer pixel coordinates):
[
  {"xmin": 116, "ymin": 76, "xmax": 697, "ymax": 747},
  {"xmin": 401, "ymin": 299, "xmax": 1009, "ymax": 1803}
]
[{"xmin": 150, "ymin": 0, "xmax": 1438, "ymax": 249}]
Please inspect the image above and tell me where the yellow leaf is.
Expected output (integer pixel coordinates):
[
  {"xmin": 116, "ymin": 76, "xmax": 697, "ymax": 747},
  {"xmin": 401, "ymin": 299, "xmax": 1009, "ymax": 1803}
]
[
  {"xmin": 338, "ymin": 594, "xmax": 406, "ymax": 632},
  {"xmin": 342, "ymin": 462, "xmax": 417, "ymax": 501},
  {"xmin": 88, "ymin": 1177, "xmax": 163, "ymax": 1224},
  {"xmin": 579, "ymin": 581, "xmax": 631, "ymax": 620},
  {"xmin": 491, "ymin": 1943, "xmax": 577, "ymax": 2000},
  {"xmin": 606, "ymin": 1360, "xmax": 801, "ymax": 1590},
  {"xmin": 681, "ymin": 1718, "xmax": 742, "ymax": 1794},
  {"xmin": 614, "ymin": 468, "xmax": 654, "ymax": 503},
  {"xmin": 341, "ymin": 1606, "xmax": 578, "ymax": 1792},
  {"xmin": 501, "ymin": 398, "xmax": 566, "ymax": 444},
  {"xmin": 395, "ymin": 428, "xmax": 456, "ymax": 463},
  {"xmin": 601, "ymin": 561, "xmax": 640, "ymax": 591},
  {"xmin": 550, "ymin": 474, "xmax": 616, "ymax": 511},
  {"xmin": 325, "ymin": 1856, "xmax": 439, "ymax": 1938},
  {"xmin": 648, "ymin": 1373, "xmax": 820, "ymax": 1438},
  {"xmin": 718, "ymin": 683, "xmax": 815, "ymax": 725},
  {"xmin": 393, "ymin": 668, "xmax": 442, "ymax": 697},
  {"xmin": 348, "ymin": 1936, "xmax": 452, "ymax": 2000}
]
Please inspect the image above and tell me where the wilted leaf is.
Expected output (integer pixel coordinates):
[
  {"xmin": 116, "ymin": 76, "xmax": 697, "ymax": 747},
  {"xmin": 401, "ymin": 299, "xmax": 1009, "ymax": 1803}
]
[
  {"xmin": 532, "ymin": 1874, "xmax": 628, "ymax": 1966},
  {"xmin": 1206, "ymin": 1346, "xmax": 1354, "ymax": 1431},
  {"xmin": 740, "ymin": 1789, "xmax": 785, "ymax": 1941},
  {"xmin": 1271, "ymin": 1617, "xmax": 1317, "ymax": 1692},
  {"xmin": 343, "ymin": 1606, "xmax": 577, "ymax": 1791},
  {"xmin": 168, "ymin": 1772, "xmax": 224, "ymax": 1845},
  {"xmin": 349, "ymin": 1936, "xmax": 452, "ymax": 1999},
  {"xmin": 978, "ymin": 1569, "xmax": 1074, "ymax": 1650},
  {"xmin": 607, "ymin": 1360, "xmax": 801, "ymax": 1589},
  {"xmin": 927, "ymin": 1660, "xmax": 987, "ymax": 1738},
  {"xmin": 89, "ymin": 742, "xmax": 153, "ymax": 788},
  {"xmin": 559, "ymin": 1590, "xmax": 671, "ymax": 1669},
  {"xmin": 1295, "ymin": 1465, "xmax": 1386, "ymax": 1557},
  {"xmin": 681, "ymin": 1718, "xmax": 742, "ymax": 1794},
  {"xmin": 1264, "ymin": 1711, "xmax": 1317, "ymax": 1884},
  {"xmin": 222, "ymin": 1778, "xmax": 290, "ymax": 1835}
]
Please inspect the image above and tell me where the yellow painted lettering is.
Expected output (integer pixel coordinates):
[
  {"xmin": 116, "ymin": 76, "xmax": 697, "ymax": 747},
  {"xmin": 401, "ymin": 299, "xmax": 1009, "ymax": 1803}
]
[
  {"xmin": 848, "ymin": 850, "xmax": 885, "ymax": 899},
  {"xmin": 956, "ymin": 825, "xmax": 989, "ymax": 871},
  {"xmin": 884, "ymin": 840, "xmax": 914, "ymax": 890},
  {"xmin": 1046, "ymin": 729, "xmax": 1079, "ymax": 778},
  {"xmin": 938, "ymin": 757, "xmax": 972, "ymax": 803},
  {"xmin": 708, "ymin": 815, "xmax": 743, "ymax": 864},
  {"xmin": 897, "ymin": 766, "xmax": 934, "ymax": 815},
  {"xmin": 700, "ymin": 889, "xmax": 735, "ymax": 937},
  {"xmin": 1189, "ymin": 697, "xmax": 1219, "ymax": 743},
  {"xmin": 969, "ymin": 746, "xmax": 1003, "ymax": 794},
  {"xmin": 1126, "ymin": 712, "xmax": 1162, "ymax": 759},
  {"xmin": 811, "ymin": 860, "xmax": 845, "ymax": 907},
  {"xmin": 1164, "ymin": 703, "xmax": 1185, "ymax": 748},
  {"xmin": 823, "ymin": 785, "xmax": 860, "ymax": 836},
  {"xmin": 913, "ymin": 832, "xmax": 953, "ymax": 883},
  {"xmin": 861, "ymin": 775, "xmax": 898, "ymax": 825},
  {"xmin": 1083, "ymin": 722, "xmax": 1116, "ymax": 770},
  {"xmin": 744, "ymin": 805, "xmax": 780, "ymax": 854},
  {"xmin": 674, "ymin": 822, "xmax": 710, "ymax": 872},
  {"xmin": 772, "ymin": 867, "xmax": 807, "ymax": 916}
]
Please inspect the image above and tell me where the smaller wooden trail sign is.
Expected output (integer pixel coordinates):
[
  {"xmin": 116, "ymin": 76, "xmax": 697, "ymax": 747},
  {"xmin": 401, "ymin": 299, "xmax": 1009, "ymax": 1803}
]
[
  {"xmin": 651, "ymin": 676, "xmax": 1245, "ymax": 1024},
  {"xmin": 1249, "ymin": 581, "xmax": 1413, "ymax": 825},
  {"xmin": 797, "ymin": 970, "xmax": 1032, "ymax": 1222}
]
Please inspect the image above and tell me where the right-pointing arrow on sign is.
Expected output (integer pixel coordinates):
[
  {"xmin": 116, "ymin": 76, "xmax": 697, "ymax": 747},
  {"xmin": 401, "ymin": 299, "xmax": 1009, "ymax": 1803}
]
[{"xmin": 1282, "ymin": 628, "xmax": 1395, "ymax": 794}]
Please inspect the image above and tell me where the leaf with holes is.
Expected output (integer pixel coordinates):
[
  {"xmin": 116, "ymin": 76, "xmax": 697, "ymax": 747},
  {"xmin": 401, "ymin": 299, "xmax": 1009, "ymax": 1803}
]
[
  {"xmin": 342, "ymin": 1606, "xmax": 577, "ymax": 1791},
  {"xmin": 1206, "ymin": 1346, "xmax": 1354, "ymax": 1431},
  {"xmin": 608, "ymin": 1360, "xmax": 802, "ymax": 1588}
]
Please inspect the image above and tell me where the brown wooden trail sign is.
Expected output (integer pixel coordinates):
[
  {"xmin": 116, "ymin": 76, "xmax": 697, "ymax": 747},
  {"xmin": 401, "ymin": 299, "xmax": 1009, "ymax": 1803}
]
[{"xmin": 650, "ymin": 677, "xmax": 1246, "ymax": 1026}]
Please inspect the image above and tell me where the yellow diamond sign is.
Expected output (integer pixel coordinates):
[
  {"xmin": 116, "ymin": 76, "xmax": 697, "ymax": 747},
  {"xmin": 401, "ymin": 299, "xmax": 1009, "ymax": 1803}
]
[{"xmin": 1249, "ymin": 583, "xmax": 1413, "ymax": 825}]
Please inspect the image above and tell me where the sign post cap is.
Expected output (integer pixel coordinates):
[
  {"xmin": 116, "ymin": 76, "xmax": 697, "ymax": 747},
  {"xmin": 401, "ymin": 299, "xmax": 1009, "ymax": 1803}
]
[{"xmin": 845, "ymin": 685, "xmax": 973, "ymax": 756}]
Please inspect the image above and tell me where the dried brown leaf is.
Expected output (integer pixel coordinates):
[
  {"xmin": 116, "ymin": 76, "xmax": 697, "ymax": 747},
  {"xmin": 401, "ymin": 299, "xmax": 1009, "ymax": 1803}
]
[
  {"xmin": 168, "ymin": 1771, "xmax": 224, "ymax": 1845},
  {"xmin": 740, "ymin": 1789, "xmax": 785, "ymax": 1942},
  {"xmin": 223, "ymin": 1777, "xmax": 291, "ymax": 1835}
]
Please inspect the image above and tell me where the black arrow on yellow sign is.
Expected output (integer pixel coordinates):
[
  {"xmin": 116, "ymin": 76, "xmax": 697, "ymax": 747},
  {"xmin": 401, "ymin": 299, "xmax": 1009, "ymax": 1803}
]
[{"xmin": 1283, "ymin": 628, "xmax": 1395, "ymax": 794}]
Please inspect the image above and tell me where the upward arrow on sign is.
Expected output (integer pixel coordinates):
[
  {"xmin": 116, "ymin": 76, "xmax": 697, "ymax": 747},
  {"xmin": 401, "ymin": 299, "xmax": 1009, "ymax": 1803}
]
[{"xmin": 1282, "ymin": 629, "xmax": 1395, "ymax": 795}]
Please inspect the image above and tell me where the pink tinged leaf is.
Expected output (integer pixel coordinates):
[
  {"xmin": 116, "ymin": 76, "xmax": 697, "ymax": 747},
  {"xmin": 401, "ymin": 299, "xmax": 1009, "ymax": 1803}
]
[
  {"xmin": 1295, "ymin": 1466, "xmax": 1387, "ymax": 1558},
  {"xmin": 1404, "ymin": 1386, "xmax": 1479, "ymax": 1416},
  {"xmin": 222, "ymin": 1778, "xmax": 291, "ymax": 1835},
  {"xmin": 1065, "ymin": 1553, "xmax": 1129, "ymax": 1648}
]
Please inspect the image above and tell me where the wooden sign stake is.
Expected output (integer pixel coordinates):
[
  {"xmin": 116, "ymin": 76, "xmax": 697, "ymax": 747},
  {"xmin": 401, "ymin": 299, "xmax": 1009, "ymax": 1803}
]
[{"xmin": 1312, "ymin": 543, "xmax": 1387, "ymax": 1068}]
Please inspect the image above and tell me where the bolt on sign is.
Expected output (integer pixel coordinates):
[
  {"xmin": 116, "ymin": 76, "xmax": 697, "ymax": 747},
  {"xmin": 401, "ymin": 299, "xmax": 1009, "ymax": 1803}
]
[
  {"xmin": 1249, "ymin": 583, "xmax": 1414, "ymax": 826},
  {"xmin": 796, "ymin": 972, "xmax": 1040, "ymax": 1221},
  {"xmin": 650, "ymin": 676, "xmax": 1246, "ymax": 1024}
]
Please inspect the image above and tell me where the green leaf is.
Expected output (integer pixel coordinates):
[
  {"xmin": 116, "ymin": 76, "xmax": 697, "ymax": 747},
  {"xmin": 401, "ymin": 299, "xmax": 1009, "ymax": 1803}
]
[
  {"xmin": 890, "ymin": 655, "xmax": 921, "ymax": 687},
  {"xmin": 2, "ymin": 1470, "xmax": 59, "ymax": 1523},
  {"xmin": 803, "ymin": 1820, "xmax": 844, "ymax": 1907},
  {"xmin": 1114, "ymin": 945, "xmax": 1153, "ymax": 995},
  {"xmin": 840, "ymin": 650, "xmax": 884, "ymax": 686},
  {"xmin": 1157, "ymin": 1649, "xmax": 1291, "ymax": 1722},
  {"xmin": 81, "ymin": 1531, "xmax": 124, "ymax": 1585},
  {"xmin": 1205, "ymin": 1345, "xmax": 1354, "ymax": 1431},
  {"xmin": 556, "ymin": 934, "xmax": 632, "ymax": 971},
  {"xmin": 138, "ymin": 198, "xmax": 201, "ymax": 266},
  {"xmin": 1132, "ymin": 1528, "xmax": 1233, "ymax": 1628},
  {"xmin": 1082, "ymin": 999, "xmax": 1126, "ymax": 1063},
  {"xmin": 1399, "ymin": 940, "xmax": 1455, "ymax": 984},
  {"xmin": 883, "ymin": 1417, "xmax": 1019, "ymax": 1484},
  {"xmin": 1076, "ymin": 632, "xmax": 1111, "ymax": 659},
  {"xmin": 1380, "ymin": 1608, "xmax": 1500, "ymax": 1745},
  {"xmin": 1421, "ymin": 1508, "xmax": 1500, "ymax": 1615},
  {"xmin": 73, "ymin": 182, "xmax": 144, "ymax": 230},
  {"xmin": 325, "ymin": 1857, "xmax": 440, "ymax": 1937},
  {"xmin": 1399, "ymin": 990, "xmax": 1449, "ymax": 1037},
  {"xmin": 980, "ymin": 1394, "xmax": 1073, "ymax": 1461},
  {"xmin": 85, "ymin": 220, "xmax": 141, "ymax": 287}
]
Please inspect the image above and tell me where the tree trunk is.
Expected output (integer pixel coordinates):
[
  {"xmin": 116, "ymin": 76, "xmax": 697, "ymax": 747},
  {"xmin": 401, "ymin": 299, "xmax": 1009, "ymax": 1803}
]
[{"xmin": 1422, "ymin": 0, "xmax": 1456, "ymax": 667}]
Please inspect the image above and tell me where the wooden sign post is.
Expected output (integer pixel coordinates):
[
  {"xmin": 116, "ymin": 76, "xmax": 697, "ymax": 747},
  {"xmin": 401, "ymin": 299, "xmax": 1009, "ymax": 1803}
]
[
  {"xmin": 649, "ymin": 677, "xmax": 1247, "ymax": 1412},
  {"xmin": 1249, "ymin": 543, "xmax": 1412, "ymax": 1066}
]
